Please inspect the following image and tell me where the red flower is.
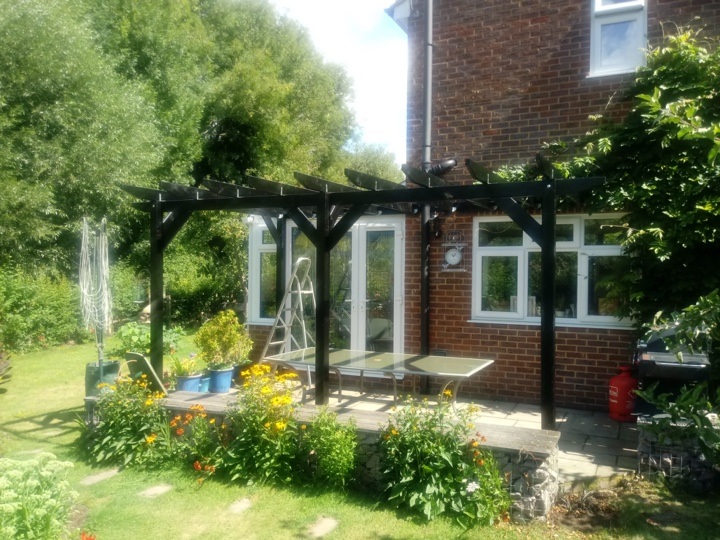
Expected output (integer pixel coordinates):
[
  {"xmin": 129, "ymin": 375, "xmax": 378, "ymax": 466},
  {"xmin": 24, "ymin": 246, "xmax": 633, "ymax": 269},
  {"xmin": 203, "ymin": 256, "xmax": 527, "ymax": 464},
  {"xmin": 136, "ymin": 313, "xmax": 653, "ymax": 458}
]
[
  {"xmin": 80, "ymin": 532, "xmax": 96, "ymax": 540},
  {"xmin": 193, "ymin": 460, "xmax": 202, "ymax": 471},
  {"xmin": 175, "ymin": 428, "xmax": 185, "ymax": 436}
]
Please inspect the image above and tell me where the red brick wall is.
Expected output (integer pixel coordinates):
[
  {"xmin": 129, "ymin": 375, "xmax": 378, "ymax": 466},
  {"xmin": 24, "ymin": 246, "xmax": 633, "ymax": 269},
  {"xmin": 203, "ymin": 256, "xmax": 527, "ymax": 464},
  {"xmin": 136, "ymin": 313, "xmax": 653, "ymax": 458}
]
[{"xmin": 405, "ymin": 0, "xmax": 720, "ymax": 173}]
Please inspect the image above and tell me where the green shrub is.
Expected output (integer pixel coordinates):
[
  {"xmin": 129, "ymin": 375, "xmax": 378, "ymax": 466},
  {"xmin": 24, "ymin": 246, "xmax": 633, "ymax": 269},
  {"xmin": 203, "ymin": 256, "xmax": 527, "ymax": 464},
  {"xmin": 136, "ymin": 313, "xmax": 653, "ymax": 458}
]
[
  {"xmin": 110, "ymin": 260, "xmax": 147, "ymax": 324},
  {"xmin": 635, "ymin": 382, "xmax": 720, "ymax": 465},
  {"xmin": 219, "ymin": 364, "xmax": 299, "ymax": 484},
  {"xmin": 0, "ymin": 268, "xmax": 86, "ymax": 353},
  {"xmin": 109, "ymin": 321, "xmax": 185, "ymax": 358},
  {"xmin": 299, "ymin": 407, "xmax": 357, "ymax": 489},
  {"xmin": 194, "ymin": 309, "xmax": 252, "ymax": 370},
  {"xmin": 379, "ymin": 398, "xmax": 509, "ymax": 527},
  {"xmin": 84, "ymin": 375, "xmax": 172, "ymax": 468},
  {"xmin": 0, "ymin": 452, "xmax": 77, "ymax": 540}
]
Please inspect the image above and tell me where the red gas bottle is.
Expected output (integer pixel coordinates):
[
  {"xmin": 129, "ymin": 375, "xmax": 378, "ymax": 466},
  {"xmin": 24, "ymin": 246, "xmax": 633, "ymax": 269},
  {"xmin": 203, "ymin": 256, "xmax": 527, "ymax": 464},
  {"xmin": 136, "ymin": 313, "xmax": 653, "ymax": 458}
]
[{"xmin": 609, "ymin": 366, "xmax": 638, "ymax": 422}]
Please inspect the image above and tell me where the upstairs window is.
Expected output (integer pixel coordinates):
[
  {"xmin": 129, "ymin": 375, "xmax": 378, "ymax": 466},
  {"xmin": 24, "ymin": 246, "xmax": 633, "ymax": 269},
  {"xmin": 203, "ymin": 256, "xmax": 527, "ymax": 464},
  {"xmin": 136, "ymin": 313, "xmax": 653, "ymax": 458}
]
[{"xmin": 590, "ymin": 0, "xmax": 646, "ymax": 77}]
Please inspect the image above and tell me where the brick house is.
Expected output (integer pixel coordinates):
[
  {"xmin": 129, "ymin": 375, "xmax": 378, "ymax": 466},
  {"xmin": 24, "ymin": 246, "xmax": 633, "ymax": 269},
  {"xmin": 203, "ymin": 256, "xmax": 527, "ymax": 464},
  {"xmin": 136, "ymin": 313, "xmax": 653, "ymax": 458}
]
[{"xmin": 246, "ymin": 1, "xmax": 720, "ymax": 412}]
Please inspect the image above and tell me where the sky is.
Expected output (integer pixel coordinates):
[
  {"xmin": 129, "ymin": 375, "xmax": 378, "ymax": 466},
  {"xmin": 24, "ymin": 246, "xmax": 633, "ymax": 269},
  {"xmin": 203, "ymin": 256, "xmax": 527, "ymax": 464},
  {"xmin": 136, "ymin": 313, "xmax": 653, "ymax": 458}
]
[{"xmin": 267, "ymin": 0, "xmax": 408, "ymax": 164}]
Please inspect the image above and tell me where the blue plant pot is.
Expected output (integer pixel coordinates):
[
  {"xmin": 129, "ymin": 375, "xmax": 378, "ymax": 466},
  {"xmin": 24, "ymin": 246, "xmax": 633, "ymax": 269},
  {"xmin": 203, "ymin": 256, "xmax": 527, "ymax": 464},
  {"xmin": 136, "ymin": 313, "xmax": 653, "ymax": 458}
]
[
  {"xmin": 208, "ymin": 368, "xmax": 233, "ymax": 393},
  {"xmin": 199, "ymin": 375, "xmax": 210, "ymax": 393},
  {"xmin": 175, "ymin": 374, "xmax": 202, "ymax": 392}
]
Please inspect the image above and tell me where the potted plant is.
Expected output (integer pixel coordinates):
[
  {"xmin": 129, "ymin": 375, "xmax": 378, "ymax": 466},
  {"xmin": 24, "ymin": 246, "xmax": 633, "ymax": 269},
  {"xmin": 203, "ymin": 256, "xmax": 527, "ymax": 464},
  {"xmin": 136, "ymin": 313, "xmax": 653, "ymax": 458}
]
[
  {"xmin": 194, "ymin": 309, "xmax": 253, "ymax": 393},
  {"xmin": 171, "ymin": 355, "xmax": 202, "ymax": 392}
]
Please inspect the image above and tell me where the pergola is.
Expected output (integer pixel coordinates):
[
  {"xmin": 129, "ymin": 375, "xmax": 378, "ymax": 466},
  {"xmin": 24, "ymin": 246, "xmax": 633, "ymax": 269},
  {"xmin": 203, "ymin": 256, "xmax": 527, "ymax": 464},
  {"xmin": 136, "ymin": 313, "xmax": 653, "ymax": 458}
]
[{"xmin": 122, "ymin": 157, "xmax": 603, "ymax": 430}]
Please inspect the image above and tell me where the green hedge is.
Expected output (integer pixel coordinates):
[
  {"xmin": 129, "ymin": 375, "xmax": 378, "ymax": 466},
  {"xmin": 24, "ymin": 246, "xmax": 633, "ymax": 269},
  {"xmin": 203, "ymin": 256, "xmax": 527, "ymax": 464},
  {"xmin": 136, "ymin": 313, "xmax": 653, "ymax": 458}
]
[{"xmin": 0, "ymin": 268, "xmax": 86, "ymax": 353}]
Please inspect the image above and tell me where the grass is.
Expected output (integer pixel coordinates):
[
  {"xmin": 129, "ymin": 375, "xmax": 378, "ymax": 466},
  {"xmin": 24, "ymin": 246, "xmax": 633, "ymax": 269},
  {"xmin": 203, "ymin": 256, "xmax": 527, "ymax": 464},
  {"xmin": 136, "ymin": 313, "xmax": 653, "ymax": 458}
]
[{"xmin": 2, "ymin": 338, "xmax": 720, "ymax": 539}]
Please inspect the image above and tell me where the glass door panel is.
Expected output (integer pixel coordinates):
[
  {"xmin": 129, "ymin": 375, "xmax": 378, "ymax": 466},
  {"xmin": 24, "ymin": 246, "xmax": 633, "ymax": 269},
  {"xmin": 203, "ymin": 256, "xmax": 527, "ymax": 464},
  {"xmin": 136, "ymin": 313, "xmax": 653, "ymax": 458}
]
[{"xmin": 364, "ymin": 230, "xmax": 395, "ymax": 352}]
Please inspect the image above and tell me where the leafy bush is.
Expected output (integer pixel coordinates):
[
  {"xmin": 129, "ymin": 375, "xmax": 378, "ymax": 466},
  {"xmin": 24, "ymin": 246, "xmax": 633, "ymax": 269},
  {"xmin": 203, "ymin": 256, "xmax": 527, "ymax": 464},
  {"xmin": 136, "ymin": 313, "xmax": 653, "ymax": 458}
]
[
  {"xmin": 0, "ymin": 452, "xmax": 77, "ymax": 540},
  {"xmin": 84, "ymin": 375, "xmax": 171, "ymax": 468},
  {"xmin": 0, "ymin": 268, "xmax": 86, "ymax": 353},
  {"xmin": 109, "ymin": 321, "xmax": 185, "ymax": 358},
  {"xmin": 635, "ymin": 382, "xmax": 720, "ymax": 465},
  {"xmin": 220, "ymin": 364, "xmax": 299, "ymax": 484},
  {"xmin": 299, "ymin": 408, "xmax": 357, "ymax": 489},
  {"xmin": 194, "ymin": 309, "xmax": 252, "ymax": 370},
  {"xmin": 110, "ymin": 260, "xmax": 147, "ymax": 324},
  {"xmin": 379, "ymin": 398, "xmax": 509, "ymax": 527}
]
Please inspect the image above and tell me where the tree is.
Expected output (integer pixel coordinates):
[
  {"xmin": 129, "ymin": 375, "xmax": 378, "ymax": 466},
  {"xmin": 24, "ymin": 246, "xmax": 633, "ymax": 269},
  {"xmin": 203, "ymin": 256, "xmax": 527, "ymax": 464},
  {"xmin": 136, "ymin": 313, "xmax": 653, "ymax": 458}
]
[{"xmin": 0, "ymin": 0, "xmax": 165, "ymax": 271}]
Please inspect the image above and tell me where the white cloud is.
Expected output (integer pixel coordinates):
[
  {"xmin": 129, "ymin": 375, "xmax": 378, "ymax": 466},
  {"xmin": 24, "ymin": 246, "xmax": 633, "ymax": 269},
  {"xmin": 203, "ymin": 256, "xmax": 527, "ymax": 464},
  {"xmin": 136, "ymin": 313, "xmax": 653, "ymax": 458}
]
[{"xmin": 268, "ymin": 0, "xmax": 407, "ymax": 164}]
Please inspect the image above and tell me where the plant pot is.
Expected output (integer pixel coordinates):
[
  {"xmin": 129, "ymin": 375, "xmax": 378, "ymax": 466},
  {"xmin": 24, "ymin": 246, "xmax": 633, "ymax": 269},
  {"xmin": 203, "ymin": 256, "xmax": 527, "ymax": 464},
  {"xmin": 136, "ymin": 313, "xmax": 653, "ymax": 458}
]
[
  {"xmin": 175, "ymin": 374, "xmax": 202, "ymax": 392},
  {"xmin": 85, "ymin": 361, "xmax": 121, "ymax": 397},
  {"xmin": 208, "ymin": 368, "xmax": 233, "ymax": 393},
  {"xmin": 199, "ymin": 375, "xmax": 210, "ymax": 393}
]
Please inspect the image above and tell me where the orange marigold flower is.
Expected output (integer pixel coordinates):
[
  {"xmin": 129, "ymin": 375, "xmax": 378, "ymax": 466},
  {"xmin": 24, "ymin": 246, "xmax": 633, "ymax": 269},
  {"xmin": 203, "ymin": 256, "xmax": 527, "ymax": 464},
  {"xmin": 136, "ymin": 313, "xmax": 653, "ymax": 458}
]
[
  {"xmin": 193, "ymin": 460, "xmax": 202, "ymax": 471},
  {"xmin": 80, "ymin": 532, "xmax": 96, "ymax": 540},
  {"xmin": 476, "ymin": 459, "xmax": 485, "ymax": 466},
  {"xmin": 176, "ymin": 428, "xmax": 185, "ymax": 436}
]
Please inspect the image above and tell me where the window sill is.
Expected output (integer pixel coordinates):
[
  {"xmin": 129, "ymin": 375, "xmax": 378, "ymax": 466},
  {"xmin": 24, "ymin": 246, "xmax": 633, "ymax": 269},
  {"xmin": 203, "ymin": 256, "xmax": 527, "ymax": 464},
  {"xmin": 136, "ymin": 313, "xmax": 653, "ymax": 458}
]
[
  {"xmin": 467, "ymin": 317, "xmax": 633, "ymax": 331},
  {"xmin": 586, "ymin": 68, "xmax": 638, "ymax": 79}
]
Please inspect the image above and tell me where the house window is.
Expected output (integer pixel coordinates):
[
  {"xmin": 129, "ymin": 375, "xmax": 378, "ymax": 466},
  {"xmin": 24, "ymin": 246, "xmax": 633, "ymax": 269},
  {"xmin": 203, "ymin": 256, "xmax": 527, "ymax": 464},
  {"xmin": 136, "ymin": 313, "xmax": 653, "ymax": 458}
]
[
  {"xmin": 590, "ymin": 0, "xmax": 646, "ymax": 77},
  {"xmin": 472, "ymin": 215, "xmax": 628, "ymax": 327},
  {"xmin": 248, "ymin": 220, "xmax": 278, "ymax": 324}
]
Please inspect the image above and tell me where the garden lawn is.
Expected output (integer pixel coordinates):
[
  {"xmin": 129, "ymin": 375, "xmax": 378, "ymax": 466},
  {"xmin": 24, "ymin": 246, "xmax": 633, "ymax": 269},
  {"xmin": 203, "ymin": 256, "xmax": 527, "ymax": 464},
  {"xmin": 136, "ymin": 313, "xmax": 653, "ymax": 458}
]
[{"xmin": 2, "ymin": 341, "xmax": 720, "ymax": 539}]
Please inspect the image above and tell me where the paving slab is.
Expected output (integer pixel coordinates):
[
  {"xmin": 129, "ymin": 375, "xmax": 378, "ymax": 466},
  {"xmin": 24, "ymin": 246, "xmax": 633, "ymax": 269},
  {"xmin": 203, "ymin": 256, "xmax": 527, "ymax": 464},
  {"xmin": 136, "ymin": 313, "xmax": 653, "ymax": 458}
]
[
  {"xmin": 308, "ymin": 516, "xmax": 338, "ymax": 538},
  {"xmin": 229, "ymin": 498, "xmax": 252, "ymax": 513},
  {"xmin": 80, "ymin": 468, "xmax": 119, "ymax": 486},
  {"xmin": 139, "ymin": 484, "xmax": 172, "ymax": 498}
]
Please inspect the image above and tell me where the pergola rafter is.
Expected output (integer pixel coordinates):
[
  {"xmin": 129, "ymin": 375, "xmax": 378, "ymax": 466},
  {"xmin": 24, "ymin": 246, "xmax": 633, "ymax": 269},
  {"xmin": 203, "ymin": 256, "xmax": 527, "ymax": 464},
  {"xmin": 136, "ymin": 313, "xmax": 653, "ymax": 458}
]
[{"xmin": 121, "ymin": 159, "xmax": 604, "ymax": 429}]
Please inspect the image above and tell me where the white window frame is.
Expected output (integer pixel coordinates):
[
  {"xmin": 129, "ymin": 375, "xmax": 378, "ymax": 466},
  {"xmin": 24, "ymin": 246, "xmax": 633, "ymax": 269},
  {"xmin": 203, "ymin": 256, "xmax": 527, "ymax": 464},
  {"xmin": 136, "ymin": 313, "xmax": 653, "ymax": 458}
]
[
  {"xmin": 589, "ymin": 0, "xmax": 647, "ymax": 77},
  {"xmin": 248, "ymin": 217, "xmax": 277, "ymax": 325},
  {"xmin": 471, "ymin": 214, "xmax": 630, "ymax": 329}
]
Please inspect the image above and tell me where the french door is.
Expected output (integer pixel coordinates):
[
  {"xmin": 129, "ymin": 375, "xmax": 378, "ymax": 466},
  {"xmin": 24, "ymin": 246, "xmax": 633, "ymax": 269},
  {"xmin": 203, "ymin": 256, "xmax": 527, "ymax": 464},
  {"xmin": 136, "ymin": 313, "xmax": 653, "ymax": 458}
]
[{"xmin": 289, "ymin": 216, "xmax": 404, "ymax": 353}]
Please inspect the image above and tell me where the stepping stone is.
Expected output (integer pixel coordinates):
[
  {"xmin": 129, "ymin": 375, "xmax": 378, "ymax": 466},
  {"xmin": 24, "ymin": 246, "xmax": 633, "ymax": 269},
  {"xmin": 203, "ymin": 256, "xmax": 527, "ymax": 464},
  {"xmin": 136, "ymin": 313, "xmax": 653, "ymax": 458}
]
[
  {"xmin": 228, "ymin": 498, "xmax": 252, "ymax": 514},
  {"xmin": 80, "ymin": 469, "xmax": 119, "ymax": 486},
  {"xmin": 139, "ymin": 484, "xmax": 172, "ymax": 498},
  {"xmin": 308, "ymin": 516, "xmax": 338, "ymax": 538}
]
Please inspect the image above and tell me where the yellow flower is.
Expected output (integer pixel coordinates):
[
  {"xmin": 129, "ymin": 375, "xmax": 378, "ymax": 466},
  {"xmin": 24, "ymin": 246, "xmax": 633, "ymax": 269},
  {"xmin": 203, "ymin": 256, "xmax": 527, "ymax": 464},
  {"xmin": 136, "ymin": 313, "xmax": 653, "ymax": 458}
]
[
  {"xmin": 145, "ymin": 433, "xmax": 157, "ymax": 445},
  {"xmin": 145, "ymin": 398, "xmax": 154, "ymax": 406},
  {"xmin": 443, "ymin": 389, "xmax": 452, "ymax": 398},
  {"xmin": 391, "ymin": 428, "xmax": 399, "ymax": 436},
  {"xmin": 209, "ymin": 418, "xmax": 216, "ymax": 424},
  {"xmin": 274, "ymin": 421, "xmax": 287, "ymax": 431},
  {"xmin": 301, "ymin": 424, "xmax": 307, "ymax": 430},
  {"xmin": 264, "ymin": 422, "xmax": 271, "ymax": 429},
  {"xmin": 260, "ymin": 386, "xmax": 272, "ymax": 395},
  {"xmin": 471, "ymin": 440, "xmax": 479, "ymax": 448}
]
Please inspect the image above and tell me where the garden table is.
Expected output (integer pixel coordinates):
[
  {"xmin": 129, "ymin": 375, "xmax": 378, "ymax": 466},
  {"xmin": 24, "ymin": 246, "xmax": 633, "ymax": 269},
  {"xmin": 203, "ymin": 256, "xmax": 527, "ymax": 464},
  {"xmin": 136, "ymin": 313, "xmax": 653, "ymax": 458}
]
[{"xmin": 262, "ymin": 348, "xmax": 494, "ymax": 402}]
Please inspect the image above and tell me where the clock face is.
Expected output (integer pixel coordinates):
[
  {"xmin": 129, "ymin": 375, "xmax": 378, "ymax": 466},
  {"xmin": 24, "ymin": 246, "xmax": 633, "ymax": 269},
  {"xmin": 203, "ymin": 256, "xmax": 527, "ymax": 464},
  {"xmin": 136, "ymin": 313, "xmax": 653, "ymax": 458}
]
[{"xmin": 445, "ymin": 247, "xmax": 462, "ymax": 265}]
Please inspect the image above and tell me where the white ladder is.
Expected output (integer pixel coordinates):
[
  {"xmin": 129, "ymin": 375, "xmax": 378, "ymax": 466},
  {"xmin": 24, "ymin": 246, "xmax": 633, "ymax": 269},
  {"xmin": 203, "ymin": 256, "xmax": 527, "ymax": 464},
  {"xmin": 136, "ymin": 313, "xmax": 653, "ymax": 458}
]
[{"xmin": 261, "ymin": 257, "xmax": 316, "ymax": 359}]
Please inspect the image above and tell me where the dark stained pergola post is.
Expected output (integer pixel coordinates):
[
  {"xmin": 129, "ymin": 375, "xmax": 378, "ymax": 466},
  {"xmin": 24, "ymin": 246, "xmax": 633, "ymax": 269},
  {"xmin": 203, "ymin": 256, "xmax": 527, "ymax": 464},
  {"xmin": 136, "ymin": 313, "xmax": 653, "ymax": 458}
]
[
  {"xmin": 540, "ymin": 177, "xmax": 557, "ymax": 430},
  {"xmin": 315, "ymin": 193, "xmax": 331, "ymax": 405},
  {"xmin": 149, "ymin": 197, "xmax": 164, "ymax": 378}
]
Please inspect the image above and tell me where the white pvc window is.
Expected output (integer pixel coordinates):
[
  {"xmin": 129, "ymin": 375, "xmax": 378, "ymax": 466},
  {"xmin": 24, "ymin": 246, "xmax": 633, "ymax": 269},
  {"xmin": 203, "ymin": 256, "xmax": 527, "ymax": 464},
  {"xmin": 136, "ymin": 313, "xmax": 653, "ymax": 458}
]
[
  {"xmin": 472, "ymin": 215, "xmax": 629, "ymax": 328},
  {"xmin": 248, "ymin": 218, "xmax": 277, "ymax": 324},
  {"xmin": 590, "ymin": 0, "xmax": 646, "ymax": 77}
]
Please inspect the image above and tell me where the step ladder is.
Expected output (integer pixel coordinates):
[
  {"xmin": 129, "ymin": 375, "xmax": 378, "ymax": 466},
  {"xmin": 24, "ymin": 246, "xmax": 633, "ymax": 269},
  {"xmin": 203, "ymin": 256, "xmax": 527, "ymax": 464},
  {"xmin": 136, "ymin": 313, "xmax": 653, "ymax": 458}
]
[{"xmin": 261, "ymin": 257, "xmax": 316, "ymax": 359}]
